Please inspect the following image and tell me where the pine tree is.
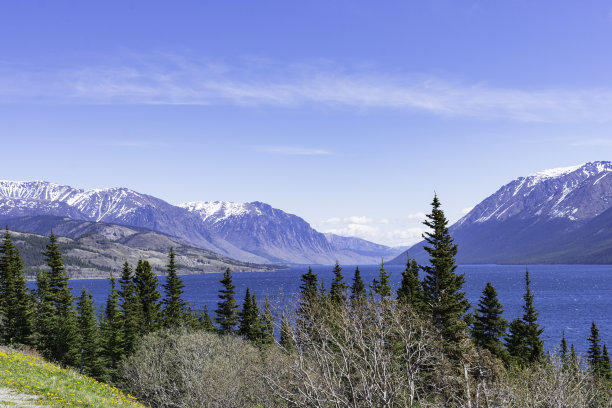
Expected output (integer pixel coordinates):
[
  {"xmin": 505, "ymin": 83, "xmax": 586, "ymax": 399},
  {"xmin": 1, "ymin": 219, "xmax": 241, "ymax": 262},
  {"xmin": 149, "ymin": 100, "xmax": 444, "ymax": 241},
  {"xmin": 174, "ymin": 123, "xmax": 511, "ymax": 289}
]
[
  {"xmin": 371, "ymin": 260, "xmax": 392, "ymax": 299},
  {"xmin": 521, "ymin": 270, "xmax": 544, "ymax": 363},
  {"xmin": 329, "ymin": 261, "xmax": 348, "ymax": 305},
  {"xmin": 133, "ymin": 259, "xmax": 160, "ymax": 333},
  {"xmin": 161, "ymin": 248, "xmax": 187, "ymax": 327},
  {"xmin": 280, "ymin": 314, "xmax": 296, "ymax": 353},
  {"xmin": 570, "ymin": 344, "xmax": 579, "ymax": 369},
  {"xmin": 42, "ymin": 231, "xmax": 80, "ymax": 365},
  {"xmin": 0, "ymin": 228, "xmax": 35, "ymax": 345},
  {"xmin": 471, "ymin": 282, "xmax": 508, "ymax": 362},
  {"xmin": 118, "ymin": 262, "xmax": 141, "ymax": 355},
  {"xmin": 397, "ymin": 255, "xmax": 424, "ymax": 312},
  {"xmin": 560, "ymin": 331, "xmax": 569, "ymax": 368},
  {"xmin": 421, "ymin": 195, "xmax": 470, "ymax": 355},
  {"xmin": 602, "ymin": 344, "xmax": 611, "ymax": 379},
  {"xmin": 200, "ymin": 305, "xmax": 214, "ymax": 331},
  {"xmin": 587, "ymin": 321, "xmax": 604, "ymax": 377},
  {"xmin": 239, "ymin": 287, "xmax": 260, "ymax": 341},
  {"xmin": 298, "ymin": 267, "xmax": 319, "ymax": 323},
  {"xmin": 34, "ymin": 269, "xmax": 55, "ymax": 358},
  {"xmin": 505, "ymin": 317, "xmax": 528, "ymax": 367},
  {"xmin": 349, "ymin": 266, "xmax": 366, "ymax": 304},
  {"xmin": 77, "ymin": 289, "xmax": 105, "ymax": 379},
  {"xmin": 259, "ymin": 295, "xmax": 275, "ymax": 347},
  {"xmin": 101, "ymin": 271, "xmax": 123, "ymax": 377},
  {"xmin": 215, "ymin": 268, "xmax": 238, "ymax": 335}
]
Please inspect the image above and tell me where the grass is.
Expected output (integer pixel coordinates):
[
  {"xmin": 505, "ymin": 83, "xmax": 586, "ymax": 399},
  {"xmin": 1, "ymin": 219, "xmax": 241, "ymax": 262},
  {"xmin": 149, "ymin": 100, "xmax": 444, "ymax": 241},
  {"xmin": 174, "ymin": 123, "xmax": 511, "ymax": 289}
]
[{"xmin": 0, "ymin": 348, "xmax": 146, "ymax": 407}]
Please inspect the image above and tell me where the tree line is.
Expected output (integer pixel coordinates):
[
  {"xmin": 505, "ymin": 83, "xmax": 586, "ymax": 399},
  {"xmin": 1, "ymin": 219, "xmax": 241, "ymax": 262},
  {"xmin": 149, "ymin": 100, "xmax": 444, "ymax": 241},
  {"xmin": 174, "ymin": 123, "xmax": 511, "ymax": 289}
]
[{"xmin": 0, "ymin": 195, "xmax": 611, "ymax": 406}]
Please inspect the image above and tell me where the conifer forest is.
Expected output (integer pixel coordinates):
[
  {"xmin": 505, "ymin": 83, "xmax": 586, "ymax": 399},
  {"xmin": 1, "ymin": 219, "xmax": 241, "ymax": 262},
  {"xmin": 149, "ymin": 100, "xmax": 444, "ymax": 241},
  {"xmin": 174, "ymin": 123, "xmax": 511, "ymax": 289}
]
[{"xmin": 1, "ymin": 197, "xmax": 611, "ymax": 407}]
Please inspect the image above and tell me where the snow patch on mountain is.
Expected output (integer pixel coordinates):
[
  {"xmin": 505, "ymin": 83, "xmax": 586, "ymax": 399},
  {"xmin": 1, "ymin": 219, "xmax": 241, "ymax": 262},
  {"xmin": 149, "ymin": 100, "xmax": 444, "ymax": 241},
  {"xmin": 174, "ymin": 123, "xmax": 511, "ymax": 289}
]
[{"xmin": 180, "ymin": 201, "xmax": 257, "ymax": 222}]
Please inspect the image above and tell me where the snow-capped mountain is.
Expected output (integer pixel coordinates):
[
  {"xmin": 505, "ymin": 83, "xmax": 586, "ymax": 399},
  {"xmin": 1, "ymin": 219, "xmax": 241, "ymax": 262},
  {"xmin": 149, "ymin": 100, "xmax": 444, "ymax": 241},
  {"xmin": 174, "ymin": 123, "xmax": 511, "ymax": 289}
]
[
  {"xmin": 0, "ymin": 181, "xmax": 397, "ymax": 265},
  {"xmin": 390, "ymin": 161, "xmax": 612, "ymax": 264},
  {"xmin": 180, "ymin": 201, "xmax": 399, "ymax": 264}
]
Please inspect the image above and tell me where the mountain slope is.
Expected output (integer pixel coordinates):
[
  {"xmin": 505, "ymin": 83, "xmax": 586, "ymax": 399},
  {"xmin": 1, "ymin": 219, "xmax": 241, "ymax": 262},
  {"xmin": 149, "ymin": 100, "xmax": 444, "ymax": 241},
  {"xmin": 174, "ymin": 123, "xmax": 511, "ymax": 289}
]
[
  {"xmin": 1, "ymin": 215, "xmax": 274, "ymax": 277},
  {"xmin": 390, "ymin": 161, "xmax": 612, "ymax": 265}
]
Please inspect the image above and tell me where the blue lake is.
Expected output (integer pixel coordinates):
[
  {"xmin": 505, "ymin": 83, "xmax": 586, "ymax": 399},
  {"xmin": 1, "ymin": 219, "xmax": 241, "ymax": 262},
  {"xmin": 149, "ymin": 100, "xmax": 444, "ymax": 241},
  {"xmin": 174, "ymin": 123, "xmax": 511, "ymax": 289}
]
[{"xmin": 63, "ymin": 264, "xmax": 611, "ymax": 355}]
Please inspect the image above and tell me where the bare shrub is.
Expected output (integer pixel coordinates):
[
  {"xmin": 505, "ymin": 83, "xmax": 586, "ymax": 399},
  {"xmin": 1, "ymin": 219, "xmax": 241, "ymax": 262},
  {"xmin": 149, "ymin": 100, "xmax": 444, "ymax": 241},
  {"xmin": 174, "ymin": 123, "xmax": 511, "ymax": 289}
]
[{"xmin": 120, "ymin": 328, "xmax": 275, "ymax": 408}]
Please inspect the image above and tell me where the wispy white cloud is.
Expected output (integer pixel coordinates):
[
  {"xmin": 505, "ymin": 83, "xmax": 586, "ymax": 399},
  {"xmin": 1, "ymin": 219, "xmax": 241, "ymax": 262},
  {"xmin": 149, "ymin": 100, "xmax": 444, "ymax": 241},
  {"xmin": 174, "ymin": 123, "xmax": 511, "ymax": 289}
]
[
  {"xmin": 569, "ymin": 138, "xmax": 612, "ymax": 147},
  {"xmin": 255, "ymin": 146, "xmax": 332, "ymax": 155},
  {"xmin": 317, "ymin": 215, "xmax": 426, "ymax": 246},
  {"xmin": 3, "ymin": 55, "xmax": 612, "ymax": 122}
]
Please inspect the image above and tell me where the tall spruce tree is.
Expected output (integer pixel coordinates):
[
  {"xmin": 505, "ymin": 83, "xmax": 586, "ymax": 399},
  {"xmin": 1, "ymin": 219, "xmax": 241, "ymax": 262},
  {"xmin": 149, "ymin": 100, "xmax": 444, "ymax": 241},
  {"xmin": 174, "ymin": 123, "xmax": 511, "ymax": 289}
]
[
  {"xmin": 133, "ymin": 259, "xmax": 160, "ymax": 334},
  {"xmin": 560, "ymin": 331, "xmax": 569, "ymax": 368},
  {"xmin": 349, "ymin": 266, "xmax": 366, "ymax": 304},
  {"xmin": 238, "ymin": 287, "xmax": 260, "ymax": 341},
  {"xmin": 280, "ymin": 314, "xmax": 296, "ymax": 353},
  {"xmin": 421, "ymin": 195, "xmax": 470, "ymax": 355},
  {"xmin": 118, "ymin": 262, "xmax": 141, "ymax": 355},
  {"xmin": 101, "ymin": 271, "xmax": 123, "ymax": 377},
  {"xmin": 298, "ymin": 267, "xmax": 319, "ymax": 323},
  {"xmin": 42, "ymin": 231, "xmax": 80, "ymax": 365},
  {"xmin": 371, "ymin": 260, "xmax": 392, "ymax": 299},
  {"xmin": 200, "ymin": 305, "xmax": 214, "ymax": 331},
  {"xmin": 215, "ymin": 268, "xmax": 239, "ymax": 335},
  {"xmin": 329, "ymin": 261, "xmax": 348, "ymax": 305},
  {"xmin": 77, "ymin": 289, "xmax": 105, "ymax": 379},
  {"xmin": 587, "ymin": 321, "xmax": 605, "ymax": 377},
  {"xmin": 504, "ymin": 317, "xmax": 528, "ymax": 367},
  {"xmin": 602, "ymin": 344, "xmax": 611, "ymax": 379},
  {"xmin": 471, "ymin": 282, "xmax": 508, "ymax": 362},
  {"xmin": 34, "ymin": 269, "xmax": 55, "ymax": 358},
  {"xmin": 521, "ymin": 269, "xmax": 544, "ymax": 363},
  {"xmin": 161, "ymin": 248, "xmax": 187, "ymax": 327},
  {"xmin": 0, "ymin": 228, "xmax": 35, "ymax": 345},
  {"xmin": 397, "ymin": 255, "xmax": 424, "ymax": 312}
]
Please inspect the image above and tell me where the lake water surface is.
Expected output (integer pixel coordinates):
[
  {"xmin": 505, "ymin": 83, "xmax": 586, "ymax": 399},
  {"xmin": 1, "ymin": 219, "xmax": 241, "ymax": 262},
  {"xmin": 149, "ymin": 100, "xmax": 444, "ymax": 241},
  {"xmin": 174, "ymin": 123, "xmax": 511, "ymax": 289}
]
[{"xmin": 67, "ymin": 264, "xmax": 611, "ymax": 354}]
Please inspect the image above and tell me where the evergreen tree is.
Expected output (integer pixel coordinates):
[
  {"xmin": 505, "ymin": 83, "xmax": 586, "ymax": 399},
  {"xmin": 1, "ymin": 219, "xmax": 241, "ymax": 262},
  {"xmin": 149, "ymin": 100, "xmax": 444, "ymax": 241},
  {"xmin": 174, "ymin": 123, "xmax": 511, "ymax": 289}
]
[
  {"xmin": 349, "ymin": 266, "xmax": 366, "ymax": 304},
  {"xmin": 299, "ymin": 267, "xmax": 319, "ymax": 303},
  {"xmin": 329, "ymin": 261, "xmax": 348, "ymax": 305},
  {"xmin": 587, "ymin": 321, "xmax": 605, "ymax": 377},
  {"xmin": 259, "ymin": 295, "xmax": 275, "ymax": 347},
  {"xmin": 471, "ymin": 282, "xmax": 508, "ymax": 362},
  {"xmin": 397, "ymin": 256, "xmax": 424, "ymax": 312},
  {"xmin": 34, "ymin": 269, "xmax": 55, "ymax": 358},
  {"xmin": 602, "ymin": 344, "xmax": 611, "ymax": 379},
  {"xmin": 371, "ymin": 260, "xmax": 392, "ymax": 299},
  {"xmin": 560, "ymin": 331, "xmax": 569, "ymax": 368},
  {"xmin": 161, "ymin": 248, "xmax": 187, "ymax": 327},
  {"xmin": 200, "ymin": 305, "xmax": 214, "ymax": 331},
  {"xmin": 521, "ymin": 270, "xmax": 544, "ymax": 363},
  {"xmin": 133, "ymin": 259, "xmax": 160, "ymax": 333},
  {"xmin": 239, "ymin": 287, "xmax": 260, "ymax": 341},
  {"xmin": 280, "ymin": 314, "xmax": 296, "ymax": 353},
  {"xmin": 101, "ymin": 271, "xmax": 123, "ymax": 377},
  {"xmin": 77, "ymin": 289, "xmax": 105, "ymax": 379},
  {"xmin": 215, "ymin": 268, "xmax": 238, "ymax": 335},
  {"xmin": 505, "ymin": 317, "xmax": 528, "ymax": 367},
  {"xmin": 118, "ymin": 262, "xmax": 141, "ymax": 355},
  {"xmin": 570, "ymin": 344, "xmax": 579, "ymax": 369},
  {"xmin": 41, "ymin": 231, "xmax": 80, "ymax": 365},
  {"xmin": 421, "ymin": 195, "xmax": 470, "ymax": 355},
  {"xmin": 0, "ymin": 228, "xmax": 35, "ymax": 345}
]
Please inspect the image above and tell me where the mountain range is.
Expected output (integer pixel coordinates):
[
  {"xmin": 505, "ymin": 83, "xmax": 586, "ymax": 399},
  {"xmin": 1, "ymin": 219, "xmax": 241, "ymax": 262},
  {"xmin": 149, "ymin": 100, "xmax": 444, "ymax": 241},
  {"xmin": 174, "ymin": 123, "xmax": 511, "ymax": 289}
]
[
  {"xmin": 390, "ymin": 161, "xmax": 612, "ymax": 265},
  {"xmin": 0, "ymin": 181, "xmax": 405, "ymax": 265}
]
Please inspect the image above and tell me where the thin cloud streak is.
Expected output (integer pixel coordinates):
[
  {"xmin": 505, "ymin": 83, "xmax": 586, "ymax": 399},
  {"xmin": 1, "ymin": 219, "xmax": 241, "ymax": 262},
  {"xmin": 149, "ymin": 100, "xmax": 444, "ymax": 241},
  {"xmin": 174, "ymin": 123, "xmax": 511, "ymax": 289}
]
[
  {"xmin": 3, "ymin": 56, "xmax": 612, "ymax": 122},
  {"xmin": 255, "ymin": 146, "xmax": 332, "ymax": 156}
]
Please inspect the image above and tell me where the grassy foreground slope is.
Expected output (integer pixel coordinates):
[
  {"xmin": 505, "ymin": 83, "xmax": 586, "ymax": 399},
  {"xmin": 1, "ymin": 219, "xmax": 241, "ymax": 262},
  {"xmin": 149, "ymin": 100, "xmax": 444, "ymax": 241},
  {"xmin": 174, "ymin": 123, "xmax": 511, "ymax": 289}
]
[{"xmin": 0, "ymin": 348, "xmax": 145, "ymax": 408}]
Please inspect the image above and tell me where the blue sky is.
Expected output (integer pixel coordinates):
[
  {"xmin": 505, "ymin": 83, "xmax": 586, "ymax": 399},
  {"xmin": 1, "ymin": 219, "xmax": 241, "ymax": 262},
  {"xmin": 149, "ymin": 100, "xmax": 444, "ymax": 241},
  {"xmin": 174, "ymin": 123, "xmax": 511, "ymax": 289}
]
[{"xmin": 2, "ymin": 1, "xmax": 612, "ymax": 246}]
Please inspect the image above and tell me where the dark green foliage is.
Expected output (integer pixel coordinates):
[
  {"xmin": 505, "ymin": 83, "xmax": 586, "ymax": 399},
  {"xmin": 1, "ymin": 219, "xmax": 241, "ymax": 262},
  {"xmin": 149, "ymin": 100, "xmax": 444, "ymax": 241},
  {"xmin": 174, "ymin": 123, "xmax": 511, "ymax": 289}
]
[
  {"xmin": 602, "ymin": 344, "xmax": 611, "ymax": 379},
  {"xmin": 421, "ymin": 195, "xmax": 470, "ymax": 355},
  {"xmin": 215, "ymin": 268, "xmax": 239, "ymax": 335},
  {"xmin": 521, "ymin": 270, "xmax": 544, "ymax": 364},
  {"xmin": 239, "ymin": 287, "xmax": 260, "ymax": 342},
  {"xmin": 77, "ymin": 289, "xmax": 105, "ymax": 379},
  {"xmin": 259, "ymin": 295, "xmax": 275, "ymax": 347},
  {"xmin": 118, "ymin": 262, "xmax": 142, "ymax": 355},
  {"xmin": 329, "ymin": 261, "xmax": 348, "ymax": 305},
  {"xmin": 505, "ymin": 317, "xmax": 528, "ymax": 367},
  {"xmin": 349, "ymin": 266, "xmax": 366, "ymax": 304},
  {"xmin": 200, "ymin": 305, "xmax": 214, "ymax": 331},
  {"xmin": 397, "ymin": 256, "xmax": 424, "ymax": 312},
  {"xmin": 471, "ymin": 282, "xmax": 508, "ymax": 362},
  {"xmin": 40, "ymin": 231, "xmax": 80, "ymax": 365},
  {"xmin": 280, "ymin": 314, "xmax": 296, "ymax": 353},
  {"xmin": 101, "ymin": 272, "xmax": 123, "ymax": 377},
  {"xmin": 0, "ymin": 228, "xmax": 35, "ymax": 345},
  {"xmin": 133, "ymin": 259, "xmax": 160, "ymax": 333},
  {"xmin": 161, "ymin": 248, "xmax": 187, "ymax": 327},
  {"xmin": 299, "ymin": 267, "xmax": 318, "ymax": 303},
  {"xmin": 560, "ymin": 331, "xmax": 569, "ymax": 368},
  {"xmin": 587, "ymin": 321, "xmax": 607, "ymax": 377},
  {"xmin": 371, "ymin": 260, "xmax": 391, "ymax": 299}
]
